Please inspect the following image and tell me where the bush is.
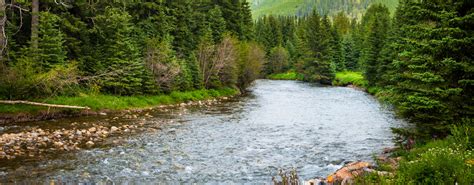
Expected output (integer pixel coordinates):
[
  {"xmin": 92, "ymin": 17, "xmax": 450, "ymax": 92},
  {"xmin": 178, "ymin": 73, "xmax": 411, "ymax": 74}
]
[
  {"xmin": 396, "ymin": 146, "xmax": 473, "ymax": 184},
  {"xmin": 395, "ymin": 124, "xmax": 474, "ymax": 184}
]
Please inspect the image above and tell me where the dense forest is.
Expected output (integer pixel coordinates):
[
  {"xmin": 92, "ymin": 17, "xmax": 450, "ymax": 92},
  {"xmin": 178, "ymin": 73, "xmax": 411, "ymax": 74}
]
[
  {"xmin": 0, "ymin": 0, "xmax": 263, "ymax": 100},
  {"xmin": 255, "ymin": 0, "xmax": 473, "ymax": 138}
]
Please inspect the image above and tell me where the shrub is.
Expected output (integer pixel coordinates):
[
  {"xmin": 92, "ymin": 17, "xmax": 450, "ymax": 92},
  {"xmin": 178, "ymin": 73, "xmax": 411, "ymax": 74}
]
[{"xmin": 396, "ymin": 146, "xmax": 474, "ymax": 184}]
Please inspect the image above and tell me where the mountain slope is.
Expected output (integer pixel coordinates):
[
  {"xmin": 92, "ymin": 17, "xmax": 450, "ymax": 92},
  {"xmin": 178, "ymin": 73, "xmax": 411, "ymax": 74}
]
[{"xmin": 249, "ymin": 0, "xmax": 398, "ymax": 19}]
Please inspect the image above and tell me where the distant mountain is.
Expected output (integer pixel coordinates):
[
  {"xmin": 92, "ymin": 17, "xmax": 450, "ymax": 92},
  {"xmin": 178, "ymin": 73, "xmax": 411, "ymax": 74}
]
[{"xmin": 249, "ymin": 0, "xmax": 398, "ymax": 19}]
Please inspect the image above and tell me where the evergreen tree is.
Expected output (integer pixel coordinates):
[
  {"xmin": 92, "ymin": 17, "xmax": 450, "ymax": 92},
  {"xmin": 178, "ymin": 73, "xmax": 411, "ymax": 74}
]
[
  {"xmin": 93, "ymin": 7, "xmax": 145, "ymax": 95},
  {"xmin": 330, "ymin": 25, "xmax": 345, "ymax": 71},
  {"xmin": 391, "ymin": 0, "xmax": 474, "ymax": 135},
  {"xmin": 301, "ymin": 12, "xmax": 335, "ymax": 84},
  {"xmin": 362, "ymin": 4, "xmax": 390, "ymax": 86},
  {"xmin": 36, "ymin": 12, "xmax": 67, "ymax": 70},
  {"xmin": 207, "ymin": 6, "xmax": 227, "ymax": 43},
  {"xmin": 342, "ymin": 36, "xmax": 357, "ymax": 71}
]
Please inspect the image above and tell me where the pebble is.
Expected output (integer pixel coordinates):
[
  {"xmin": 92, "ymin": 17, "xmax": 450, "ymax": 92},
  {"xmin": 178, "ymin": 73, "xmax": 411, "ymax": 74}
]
[
  {"xmin": 110, "ymin": 126, "xmax": 119, "ymax": 133},
  {"xmin": 86, "ymin": 141, "xmax": 95, "ymax": 147}
]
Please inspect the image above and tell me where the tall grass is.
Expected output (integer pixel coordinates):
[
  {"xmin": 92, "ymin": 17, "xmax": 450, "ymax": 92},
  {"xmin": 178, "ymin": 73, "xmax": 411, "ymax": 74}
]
[
  {"xmin": 267, "ymin": 72, "xmax": 303, "ymax": 80},
  {"xmin": 333, "ymin": 71, "xmax": 368, "ymax": 88}
]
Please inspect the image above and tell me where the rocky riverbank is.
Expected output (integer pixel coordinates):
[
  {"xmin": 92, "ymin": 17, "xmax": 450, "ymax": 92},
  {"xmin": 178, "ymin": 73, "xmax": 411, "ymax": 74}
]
[{"xmin": 0, "ymin": 97, "xmax": 231, "ymax": 160}]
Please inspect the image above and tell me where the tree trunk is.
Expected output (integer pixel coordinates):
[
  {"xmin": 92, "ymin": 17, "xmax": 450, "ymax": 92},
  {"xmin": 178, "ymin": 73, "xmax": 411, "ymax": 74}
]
[
  {"xmin": 0, "ymin": 0, "xmax": 6, "ymax": 62},
  {"xmin": 31, "ymin": 0, "xmax": 39, "ymax": 50}
]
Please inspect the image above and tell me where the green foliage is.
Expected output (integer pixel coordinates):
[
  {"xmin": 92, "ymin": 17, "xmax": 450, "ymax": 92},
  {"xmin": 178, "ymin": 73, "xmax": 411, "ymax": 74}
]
[
  {"xmin": 395, "ymin": 124, "xmax": 474, "ymax": 184},
  {"xmin": 93, "ymin": 7, "xmax": 146, "ymax": 95},
  {"xmin": 342, "ymin": 36, "xmax": 358, "ymax": 70},
  {"xmin": 267, "ymin": 71, "xmax": 303, "ymax": 81},
  {"xmin": 207, "ymin": 6, "xmax": 227, "ymax": 43},
  {"xmin": 0, "ymin": 59, "xmax": 79, "ymax": 100},
  {"xmin": 333, "ymin": 71, "xmax": 368, "ymax": 88},
  {"xmin": 362, "ymin": 4, "xmax": 391, "ymax": 86},
  {"xmin": 36, "ymin": 12, "xmax": 67, "ymax": 70},
  {"xmin": 237, "ymin": 42, "xmax": 265, "ymax": 91},
  {"xmin": 266, "ymin": 46, "xmax": 289, "ymax": 74},
  {"xmin": 389, "ymin": 0, "xmax": 474, "ymax": 135},
  {"xmin": 297, "ymin": 13, "xmax": 335, "ymax": 84}
]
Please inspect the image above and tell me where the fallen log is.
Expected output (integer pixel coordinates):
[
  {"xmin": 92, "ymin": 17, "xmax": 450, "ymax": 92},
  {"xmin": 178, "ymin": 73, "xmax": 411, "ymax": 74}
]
[{"xmin": 0, "ymin": 100, "xmax": 90, "ymax": 110}]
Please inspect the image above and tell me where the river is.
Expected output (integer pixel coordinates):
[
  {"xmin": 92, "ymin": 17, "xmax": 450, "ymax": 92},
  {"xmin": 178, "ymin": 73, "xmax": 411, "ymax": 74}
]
[{"xmin": 0, "ymin": 80, "xmax": 405, "ymax": 183}]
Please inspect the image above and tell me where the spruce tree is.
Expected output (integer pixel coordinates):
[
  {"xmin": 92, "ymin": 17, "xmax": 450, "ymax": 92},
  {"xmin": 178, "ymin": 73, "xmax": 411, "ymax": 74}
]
[
  {"xmin": 330, "ymin": 25, "xmax": 345, "ymax": 71},
  {"xmin": 302, "ymin": 12, "xmax": 335, "ymax": 84},
  {"xmin": 93, "ymin": 7, "xmax": 145, "ymax": 95},
  {"xmin": 362, "ymin": 4, "xmax": 390, "ymax": 87},
  {"xmin": 391, "ymin": 0, "xmax": 474, "ymax": 136},
  {"xmin": 342, "ymin": 36, "xmax": 357, "ymax": 71},
  {"xmin": 37, "ymin": 12, "xmax": 67, "ymax": 70},
  {"xmin": 207, "ymin": 6, "xmax": 227, "ymax": 43}
]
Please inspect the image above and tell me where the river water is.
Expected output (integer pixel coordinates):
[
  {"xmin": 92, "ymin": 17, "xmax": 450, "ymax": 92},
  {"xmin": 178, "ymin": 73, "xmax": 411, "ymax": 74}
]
[{"xmin": 0, "ymin": 80, "xmax": 405, "ymax": 184}]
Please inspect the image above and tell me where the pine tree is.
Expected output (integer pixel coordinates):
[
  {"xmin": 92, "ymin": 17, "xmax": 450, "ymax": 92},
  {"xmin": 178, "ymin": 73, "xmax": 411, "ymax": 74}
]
[
  {"xmin": 330, "ymin": 25, "xmax": 345, "ymax": 71},
  {"xmin": 207, "ymin": 6, "xmax": 227, "ymax": 43},
  {"xmin": 93, "ymin": 7, "xmax": 145, "ymax": 95},
  {"xmin": 239, "ymin": 0, "xmax": 254, "ymax": 40},
  {"xmin": 362, "ymin": 4, "xmax": 390, "ymax": 86},
  {"xmin": 36, "ymin": 12, "xmax": 67, "ymax": 70},
  {"xmin": 391, "ymin": 0, "xmax": 474, "ymax": 136},
  {"xmin": 301, "ymin": 12, "xmax": 335, "ymax": 84},
  {"xmin": 342, "ymin": 36, "xmax": 357, "ymax": 71}
]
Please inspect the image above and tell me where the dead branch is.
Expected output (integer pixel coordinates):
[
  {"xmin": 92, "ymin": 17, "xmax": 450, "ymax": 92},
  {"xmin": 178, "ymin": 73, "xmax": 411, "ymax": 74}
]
[{"xmin": 0, "ymin": 100, "xmax": 90, "ymax": 109}]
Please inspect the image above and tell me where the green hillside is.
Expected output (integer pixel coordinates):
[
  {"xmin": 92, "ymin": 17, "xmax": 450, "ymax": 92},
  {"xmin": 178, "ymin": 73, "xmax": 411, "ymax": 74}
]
[{"xmin": 249, "ymin": 0, "xmax": 399, "ymax": 19}]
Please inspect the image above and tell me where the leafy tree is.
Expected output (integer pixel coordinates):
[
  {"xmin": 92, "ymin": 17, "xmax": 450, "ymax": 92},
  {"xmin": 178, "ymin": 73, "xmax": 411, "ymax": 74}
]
[
  {"xmin": 266, "ymin": 46, "xmax": 289, "ymax": 74},
  {"xmin": 237, "ymin": 42, "xmax": 265, "ymax": 91}
]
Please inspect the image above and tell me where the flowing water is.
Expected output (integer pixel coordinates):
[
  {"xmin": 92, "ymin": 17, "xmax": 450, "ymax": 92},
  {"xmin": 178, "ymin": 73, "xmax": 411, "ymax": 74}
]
[{"xmin": 0, "ymin": 80, "xmax": 405, "ymax": 184}]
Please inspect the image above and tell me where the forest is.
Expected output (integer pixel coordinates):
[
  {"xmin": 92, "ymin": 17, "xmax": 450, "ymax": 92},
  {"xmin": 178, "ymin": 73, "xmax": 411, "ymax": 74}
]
[
  {"xmin": 0, "ymin": 0, "xmax": 262, "ymax": 100},
  {"xmin": 0, "ymin": 0, "xmax": 472, "ymax": 184}
]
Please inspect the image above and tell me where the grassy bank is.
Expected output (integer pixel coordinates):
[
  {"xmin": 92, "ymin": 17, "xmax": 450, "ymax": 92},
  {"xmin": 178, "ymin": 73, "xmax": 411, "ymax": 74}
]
[
  {"xmin": 267, "ymin": 72, "xmax": 303, "ymax": 80},
  {"xmin": 0, "ymin": 88, "xmax": 239, "ymax": 114},
  {"xmin": 333, "ymin": 71, "xmax": 368, "ymax": 88}
]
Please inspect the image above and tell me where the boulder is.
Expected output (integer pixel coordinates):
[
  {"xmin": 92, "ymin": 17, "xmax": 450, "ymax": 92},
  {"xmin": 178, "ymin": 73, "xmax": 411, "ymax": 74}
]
[{"xmin": 327, "ymin": 161, "xmax": 372, "ymax": 184}]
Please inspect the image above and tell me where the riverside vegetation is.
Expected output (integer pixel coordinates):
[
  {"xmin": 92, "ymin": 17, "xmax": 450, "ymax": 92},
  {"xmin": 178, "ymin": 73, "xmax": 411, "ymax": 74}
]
[
  {"xmin": 0, "ymin": 0, "xmax": 473, "ymax": 184},
  {"xmin": 0, "ymin": 0, "xmax": 262, "ymax": 116}
]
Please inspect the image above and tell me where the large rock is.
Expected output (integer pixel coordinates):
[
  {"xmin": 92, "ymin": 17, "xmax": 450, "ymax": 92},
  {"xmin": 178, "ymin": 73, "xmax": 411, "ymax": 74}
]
[{"xmin": 327, "ymin": 161, "xmax": 371, "ymax": 184}]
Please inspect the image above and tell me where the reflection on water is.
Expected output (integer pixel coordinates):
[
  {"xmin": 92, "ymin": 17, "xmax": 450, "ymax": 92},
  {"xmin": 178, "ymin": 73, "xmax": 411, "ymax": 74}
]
[{"xmin": 0, "ymin": 80, "xmax": 405, "ymax": 183}]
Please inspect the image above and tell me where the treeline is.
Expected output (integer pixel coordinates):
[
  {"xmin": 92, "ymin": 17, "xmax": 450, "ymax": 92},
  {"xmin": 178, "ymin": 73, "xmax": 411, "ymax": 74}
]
[
  {"xmin": 256, "ymin": 0, "xmax": 473, "ymax": 137},
  {"xmin": 0, "ymin": 0, "xmax": 266, "ymax": 100}
]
